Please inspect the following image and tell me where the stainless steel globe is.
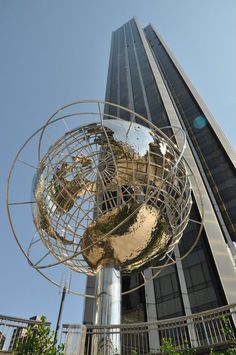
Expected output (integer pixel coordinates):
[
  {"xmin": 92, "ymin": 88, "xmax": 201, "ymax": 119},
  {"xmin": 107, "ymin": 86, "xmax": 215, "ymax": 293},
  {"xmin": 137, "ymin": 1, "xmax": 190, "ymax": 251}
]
[
  {"xmin": 33, "ymin": 119, "xmax": 192, "ymax": 274},
  {"xmin": 7, "ymin": 100, "xmax": 199, "ymax": 355}
]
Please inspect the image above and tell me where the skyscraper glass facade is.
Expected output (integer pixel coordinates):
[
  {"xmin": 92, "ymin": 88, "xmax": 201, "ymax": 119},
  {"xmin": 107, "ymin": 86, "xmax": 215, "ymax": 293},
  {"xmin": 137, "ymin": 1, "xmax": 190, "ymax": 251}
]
[{"xmin": 83, "ymin": 17, "xmax": 236, "ymax": 326}]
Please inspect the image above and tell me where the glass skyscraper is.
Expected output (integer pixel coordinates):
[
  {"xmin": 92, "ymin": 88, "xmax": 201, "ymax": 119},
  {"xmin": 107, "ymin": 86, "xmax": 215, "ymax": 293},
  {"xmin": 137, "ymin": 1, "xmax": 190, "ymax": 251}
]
[{"xmin": 84, "ymin": 17, "xmax": 236, "ymax": 328}]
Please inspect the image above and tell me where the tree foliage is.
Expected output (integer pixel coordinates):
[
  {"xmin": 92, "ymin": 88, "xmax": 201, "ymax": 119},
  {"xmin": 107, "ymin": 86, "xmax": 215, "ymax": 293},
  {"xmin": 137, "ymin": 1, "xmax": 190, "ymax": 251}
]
[{"xmin": 15, "ymin": 316, "xmax": 64, "ymax": 355}]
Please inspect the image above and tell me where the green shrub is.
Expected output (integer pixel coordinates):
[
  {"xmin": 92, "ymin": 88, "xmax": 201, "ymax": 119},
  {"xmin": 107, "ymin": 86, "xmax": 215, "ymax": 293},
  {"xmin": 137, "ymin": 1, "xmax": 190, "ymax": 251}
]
[{"xmin": 15, "ymin": 316, "xmax": 64, "ymax": 355}]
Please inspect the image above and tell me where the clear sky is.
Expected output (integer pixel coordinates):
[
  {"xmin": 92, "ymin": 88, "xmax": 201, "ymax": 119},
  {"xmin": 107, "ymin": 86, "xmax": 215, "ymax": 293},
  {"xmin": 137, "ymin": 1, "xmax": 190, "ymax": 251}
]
[{"xmin": 0, "ymin": 0, "xmax": 235, "ymax": 330}]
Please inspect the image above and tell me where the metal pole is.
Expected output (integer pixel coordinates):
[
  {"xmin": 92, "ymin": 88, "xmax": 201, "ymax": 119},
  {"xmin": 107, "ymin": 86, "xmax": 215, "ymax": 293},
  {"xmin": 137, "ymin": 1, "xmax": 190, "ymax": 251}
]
[
  {"xmin": 54, "ymin": 285, "xmax": 66, "ymax": 345},
  {"xmin": 92, "ymin": 259, "xmax": 121, "ymax": 355}
]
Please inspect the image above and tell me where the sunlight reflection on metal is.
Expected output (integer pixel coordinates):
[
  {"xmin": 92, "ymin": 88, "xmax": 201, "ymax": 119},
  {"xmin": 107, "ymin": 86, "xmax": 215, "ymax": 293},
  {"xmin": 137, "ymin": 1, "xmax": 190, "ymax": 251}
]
[{"xmin": 7, "ymin": 100, "xmax": 204, "ymax": 300}]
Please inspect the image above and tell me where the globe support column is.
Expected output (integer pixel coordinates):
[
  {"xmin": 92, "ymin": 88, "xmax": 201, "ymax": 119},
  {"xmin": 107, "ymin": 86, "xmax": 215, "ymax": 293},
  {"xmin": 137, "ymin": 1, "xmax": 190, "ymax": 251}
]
[{"xmin": 93, "ymin": 259, "xmax": 121, "ymax": 355}]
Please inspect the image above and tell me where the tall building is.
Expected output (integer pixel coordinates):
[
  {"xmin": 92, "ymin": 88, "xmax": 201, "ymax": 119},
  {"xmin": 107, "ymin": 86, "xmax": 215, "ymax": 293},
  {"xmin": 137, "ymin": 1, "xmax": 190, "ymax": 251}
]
[{"xmin": 84, "ymin": 17, "xmax": 236, "ymax": 330}]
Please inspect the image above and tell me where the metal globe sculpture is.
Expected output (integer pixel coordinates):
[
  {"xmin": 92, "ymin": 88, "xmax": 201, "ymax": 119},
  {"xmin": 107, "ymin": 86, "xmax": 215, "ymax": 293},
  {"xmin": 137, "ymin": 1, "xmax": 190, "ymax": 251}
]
[
  {"xmin": 33, "ymin": 119, "xmax": 191, "ymax": 275},
  {"xmin": 7, "ymin": 101, "xmax": 203, "ymax": 354}
]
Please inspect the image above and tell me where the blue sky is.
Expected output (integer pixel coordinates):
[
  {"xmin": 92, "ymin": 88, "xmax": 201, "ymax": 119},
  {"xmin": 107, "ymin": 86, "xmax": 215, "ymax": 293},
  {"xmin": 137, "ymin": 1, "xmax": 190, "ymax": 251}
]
[{"xmin": 0, "ymin": 0, "xmax": 235, "ymax": 329}]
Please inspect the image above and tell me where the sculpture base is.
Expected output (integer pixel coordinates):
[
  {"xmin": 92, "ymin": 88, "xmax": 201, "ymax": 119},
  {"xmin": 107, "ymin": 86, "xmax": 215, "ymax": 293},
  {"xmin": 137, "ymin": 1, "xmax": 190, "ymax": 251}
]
[{"xmin": 92, "ymin": 259, "xmax": 121, "ymax": 354}]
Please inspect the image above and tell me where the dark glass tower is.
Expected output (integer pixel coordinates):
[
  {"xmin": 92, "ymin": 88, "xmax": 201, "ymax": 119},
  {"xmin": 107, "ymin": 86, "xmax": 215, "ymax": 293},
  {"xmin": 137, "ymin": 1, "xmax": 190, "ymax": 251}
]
[{"xmin": 84, "ymin": 17, "xmax": 236, "ymax": 331}]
